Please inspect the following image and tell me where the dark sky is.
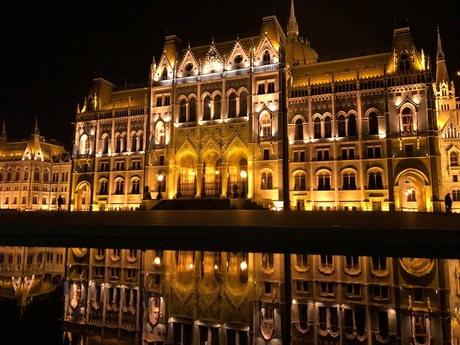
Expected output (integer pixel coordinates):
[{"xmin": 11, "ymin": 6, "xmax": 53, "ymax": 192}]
[{"xmin": 1, "ymin": 0, "xmax": 459, "ymax": 149}]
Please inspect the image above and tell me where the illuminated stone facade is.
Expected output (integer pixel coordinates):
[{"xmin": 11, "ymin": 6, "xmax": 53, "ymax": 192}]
[
  {"xmin": 0, "ymin": 121, "xmax": 71, "ymax": 210},
  {"xmin": 70, "ymin": 0, "xmax": 458, "ymax": 211}
]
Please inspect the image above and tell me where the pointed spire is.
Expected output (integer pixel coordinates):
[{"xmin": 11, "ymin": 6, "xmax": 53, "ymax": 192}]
[
  {"xmin": 287, "ymin": 0, "xmax": 299, "ymax": 37},
  {"xmin": 437, "ymin": 25, "xmax": 445, "ymax": 61},
  {"xmin": 34, "ymin": 117, "xmax": 39, "ymax": 135},
  {"xmin": 1, "ymin": 119, "xmax": 6, "ymax": 138}
]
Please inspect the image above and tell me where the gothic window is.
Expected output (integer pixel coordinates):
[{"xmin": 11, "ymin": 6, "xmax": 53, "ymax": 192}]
[
  {"xmin": 369, "ymin": 111, "xmax": 378, "ymax": 135},
  {"xmin": 213, "ymin": 95, "xmax": 221, "ymax": 119},
  {"xmin": 348, "ymin": 114, "xmax": 357, "ymax": 136},
  {"xmin": 99, "ymin": 180, "xmax": 108, "ymax": 195},
  {"xmin": 42, "ymin": 195, "xmax": 47, "ymax": 205},
  {"xmin": 115, "ymin": 133, "xmax": 121, "ymax": 152},
  {"xmin": 228, "ymin": 92, "xmax": 237, "ymax": 118},
  {"xmin": 189, "ymin": 97, "xmax": 197, "ymax": 122},
  {"xmin": 6, "ymin": 168, "xmax": 12, "ymax": 182},
  {"xmin": 294, "ymin": 172, "xmax": 306, "ymax": 191},
  {"xmin": 450, "ymin": 152, "xmax": 458, "ymax": 166},
  {"xmin": 314, "ymin": 117, "xmax": 321, "ymax": 138},
  {"xmin": 162, "ymin": 67, "xmax": 168, "ymax": 80},
  {"xmin": 398, "ymin": 53, "xmax": 411, "ymax": 72},
  {"xmin": 179, "ymin": 99, "xmax": 187, "ymax": 123},
  {"xmin": 32, "ymin": 195, "xmax": 38, "ymax": 204},
  {"xmin": 43, "ymin": 169, "xmax": 49, "ymax": 182},
  {"xmin": 342, "ymin": 171, "xmax": 357, "ymax": 190},
  {"xmin": 261, "ymin": 172, "xmax": 273, "ymax": 190},
  {"xmin": 80, "ymin": 133, "xmax": 89, "ymax": 154},
  {"xmin": 130, "ymin": 133, "xmax": 137, "ymax": 152},
  {"xmin": 263, "ymin": 50, "xmax": 270, "ymax": 65},
  {"xmin": 267, "ymin": 81, "xmax": 275, "ymax": 93},
  {"xmin": 155, "ymin": 122, "xmax": 165, "ymax": 145},
  {"xmin": 317, "ymin": 171, "xmax": 331, "ymax": 190},
  {"xmin": 259, "ymin": 112, "xmax": 271, "ymax": 138},
  {"xmin": 15, "ymin": 169, "xmax": 20, "ymax": 181},
  {"xmin": 114, "ymin": 179, "xmax": 124, "ymax": 195},
  {"xmin": 324, "ymin": 116, "xmax": 332, "ymax": 138},
  {"xmin": 338, "ymin": 114, "xmax": 346, "ymax": 137},
  {"xmin": 368, "ymin": 171, "xmax": 384, "ymax": 189},
  {"xmin": 121, "ymin": 133, "xmax": 127, "ymax": 152},
  {"xmin": 452, "ymin": 189, "xmax": 460, "ymax": 201},
  {"xmin": 34, "ymin": 168, "xmax": 40, "ymax": 182},
  {"xmin": 130, "ymin": 178, "xmax": 141, "ymax": 194},
  {"xmin": 401, "ymin": 107, "xmax": 414, "ymax": 133},
  {"xmin": 102, "ymin": 135, "xmax": 110, "ymax": 154},
  {"xmin": 239, "ymin": 91, "xmax": 247, "ymax": 117},
  {"xmin": 257, "ymin": 83, "xmax": 265, "ymax": 95},
  {"xmin": 203, "ymin": 95, "xmax": 211, "ymax": 120},
  {"xmin": 295, "ymin": 118, "xmax": 303, "ymax": 140},
  {"xmin": 372, "ymin": 256, "xmax": 387, "ymax": 271}
]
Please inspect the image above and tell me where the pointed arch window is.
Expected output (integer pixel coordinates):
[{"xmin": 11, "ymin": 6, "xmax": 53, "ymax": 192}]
[
  {"xmin": 102, "ymin": 135, "xmax": 110, "ymax": 154},
  {"xmin": 6, "ymin": 168, "xmax": 12, "ymax": 182},
  {"xmin": 179, "ymin": 99, "xmax": 187, "ymax": 123},
  {"xmin": 130, "ymin": 133, "xmax": 137, "ymax": 152},
  {"xmin": 338, "ymin": 115, "xmax": 346, "ymax": 137},
  {"xmin": 317, "ymin": 171, "xmax": 331, "ymax": 190},
  {"xmin": 138, "ymin": 132, "xmax": 144, "ymax": 151},
  {"xmin": 15, "ymin": 168, "xmax": 20, "ymax": 181},
  {"xmin": 324, "ymin": 116, "xmax": 332, "ymax": 138},
  {"xmin": 114, "ymin": 179, "xmax": 124, "ymax": 195},
  {"xmin": 203, "ymin": 95, "xmax": 211, "ymax": 120},
  {"xmin": 43, "ymin": 169, "xmax": 49, "ymax": 183},
  {"xmin": 162, "ymin": 67, "xmax": 168, "ymax": 80},
  {"xmin": 368, "ymin": 171, "xmax": 383, "ymax": 189},
  {"xmin": 189, "ymin": 97, "xmax": 197, "ymax": 122},
  {"xmin": 263, "ymin": 50, "xmax": 271, "ymax": 65},
  {"xmin": 121, "ymin": 134, "xmax": 127, "ymax": 152},
  {"xmin": 342, "ymin": 171, "xmax": 357, "ymax": 190},
  {"xmin": 295, "ymin": 119, "xmax": 303, "ymax": 141},
  {"xmin": 348, "ymin": 114, "xmax": 357, "ymax": 136},
  {"xmin": 259, "ymin": 112, "xmax": 272, "ymax": 138},
  {"xmin": 398, "ymin": 54, "xmax": 411, "ymax": 73},
  {"xmin": 213, "ymin": 95, "xmax": 221, "ymax": 119},
  {"xmin": 115, "ymin": 133, "xmax": 121, "ymax": 152},
  {"xmin": 80, "ymin": 133, "xmax": 89, "ymax": 154},
  {"xmin": 450, "ymin": 152, "xmax": 458, "ymax": 166},
  {"xmin": 99, "ymin": 179, "xmax": 108, "ymax": 195},
  {"xmin": 228, "ymin": 93, "xmax": 237, "ymax": 118},
  {"xmin": 155, "ymin": 122, "xmax": 165, "ymax": 145},
  {"xmin": 130, "ymin": 178, "xmax": 141, "ymax": 194},
  {"xmin": 401, "ymin": 107, "xmax": 414, "ymax": 133},
  {"xmin": 239, "ymin": 91, "xmax": 247, "ymax": 117},
  {"xmin": 314, "ymin": 118, "xmax": 321, "ymax": 139},
  {"xmin": 294, "ymin": 172, "xmax": 307, "ymax": 191},
  {"xmin": 369, "ymin": 111, "xmax": 378, "ymax": 135}
]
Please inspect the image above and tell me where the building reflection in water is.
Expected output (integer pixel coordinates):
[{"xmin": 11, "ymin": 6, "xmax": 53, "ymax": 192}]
[{"xmin": 2, "ymin": 247, "xmax": 460, "ymax": 345}]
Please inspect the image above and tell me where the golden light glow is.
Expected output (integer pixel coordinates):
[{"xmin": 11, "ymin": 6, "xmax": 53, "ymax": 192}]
[{"xmin": 240, "ymin": 261, "xmax": 248, "ymax": 271}]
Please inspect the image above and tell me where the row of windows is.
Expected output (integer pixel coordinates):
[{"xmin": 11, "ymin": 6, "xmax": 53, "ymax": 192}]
[
  {"xmin": 98, "ymin": 179, "xmax": 142, "ymax": 195},
  {"xmin": 2, "ymin": 194, "xmax": 66, "ymax": 205},
  {"xmin": 177, "ymin": 91, "xmax": 248, "ymax": 123},
  {"xmin": 0, "ymin": 170, "xmax": 68, "ymax": 183},
  {"xmin": 98, "ymin": 160, "xmax": 141, "ymax": 172},
  {"xmin": 290, "ymin": 171, "xmax": 384, "ymax": 191},
  {"xmin": 80, "ymin": 132, "xmax": 144, "ymax": 155}
]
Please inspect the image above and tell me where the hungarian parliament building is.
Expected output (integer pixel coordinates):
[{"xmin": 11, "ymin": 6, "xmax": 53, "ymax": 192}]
[{"xmin": 0, "ymin": 1, "xmax": 459, "ymax": 213}]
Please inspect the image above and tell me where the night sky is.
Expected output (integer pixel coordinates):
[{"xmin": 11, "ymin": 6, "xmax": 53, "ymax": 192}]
[{"xmin": 1, "ymin": 0, "xmax": 459, "ymax": 149}]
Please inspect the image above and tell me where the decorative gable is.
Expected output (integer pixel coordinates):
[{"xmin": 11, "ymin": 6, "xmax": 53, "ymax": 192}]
[
  {"xmin": 226, "ymin": 40, "xmax": 250, "ymax": 70},
  {"xmin": 254, "ymin": 34, "xmax": 278, "ymax": 67},
  {"xmin": 202, "ymin": 44, "xmax": 224, "ymax": 74},
  {"xmin": 442, "ymin": 118, "xmax": 460, "ymax": 139},
  {"xmin": 152, "ymin": 52, "xmax": 175, "ymax": 82},
  {"xmin": 177, "ymin": 48, "xmax": 199, "ymax": 78}
]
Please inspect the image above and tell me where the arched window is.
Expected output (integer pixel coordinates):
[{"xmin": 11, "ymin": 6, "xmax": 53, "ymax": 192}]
[
  {"xmin": 155, "ymin": 122, "xmax": 165, "ymax": 145},
  {"xmin": 295, "ymin": 119, "xmax": 303, "ymax": 141},
  {"xmin": 203, "ymin": 95, "xmax": 211, "ymax": 120},
  {"xmin": 131, "ymin": 178, "xmax": 141, "ymax": 194},
  {"xmin": 130, "ymin": 133, "xmax": 137, "ymax": 152},
  {"xmin": 138, "ymin": 132, "xmax": 144, "ymax": 151},
  {"xmin": 452, "ymin": 190, "xmax": 460, "ymax": 202},
  {"xmin": 162, "ymin": 67, "xmax": 168, "ymax": 80},
  {"xmin": 102, "ymin": 135, "xmax": 110, "ymax": 154},
  {"xmin": 368, "ymin": 171, "xmax": 383, "ymax": 189},
  {"xmin": 259, "ymin": 112, "xmax": 271, "ymax": 138},
  {"xmin": 368, "ymin": 111, "xmax": 378, "ymax": 135},
  {"xmin": 6, "ymin": 169, "xmax": 12, "ymax": 182},
  {"xmin": 348, "ymin": 114, "xmax": 357, "ymax": 136},
  {"xmin": 99, "ymin": 180, "xmax": 108, "ymax": 195},
  {"xmin": 189, "ymin": 97, "xmax": 197, "ymax": 122},
  {"xmin": 401, "ymin": 107, "xmax": 414, "ymax": 133},
  {"xmin": 239, "ymin": 91, "xmax": 247, "ymax": 117},
  {"xmin": 115, "ymin": 133, "xmax": 121, "ymax": 152},
  {"xmin": 324, "ymin": 116, "xmax": 332, "ymax": 138},
  {"xmin": 342, "ymin": 171, "xmax": 357, "ymax": 190},
  {"xmin": 228, "ymin": 93, "xmax": 237, "ymax": 118},
  {"xmin": 294, "ymin": 172, "xmax": 307, "ymax": 191},
  {"xmin": 450, "ymin": 152, "xmax": 458, "ymax": 166},
  {"xmin": 121, "ymin": 134, "xmax": 127, "ymax": 152},
  {"xmin": 80, "ymin": 134, "xmax": 89, "ymax": 154},
  {"xmin": 317, "ymin": 171, "xmax": 331, "ymax": 190},
  {"xmin": 261, "ymin": 172, "xmax": 273, "ymax": 190},
  {"xmin": 263, "ymin": 50, "xmax": 270, "ymax": 65},
  {"xmin": 406, "ymin": 188, "xmax": 416, "ymax": 202},
  {"xmin": 34, "ymin": 168, "xmax": 40, "ymax": 182},
  {"xmin": 398, "ymin": 54, "xmax": 410, "ymax": 73},
  {"xmin": 179, "ymin": 99, "xmax": 187, "ymax": 123},
  {"xmin": 43, "ymin": 169, "xmax": 49, "ymax": 183},
  {"xmin": 115, "ymin": 179, "xmax": 124, "ymax": 195},
  {"xmin": 314, "ymin": 118, "xmax": 321, "ymax": 139},
  {"xmin": 338, "ymin": 115, "xmax": 346, "ymax": 137},
  {"xmin": 213, "ymin": 95, "xmax": 221, "ymax": 119},
  {"xmin": 15, "ymin": 169, "xmax": 20, "ymax": 181}
]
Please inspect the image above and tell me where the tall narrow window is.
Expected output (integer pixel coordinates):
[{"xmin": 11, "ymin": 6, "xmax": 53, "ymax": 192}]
[
  {"xmin": 179, "ymin": 99, "xmax": 187, "ymax": 123},
  {"xmin": 189, "ymin": 98, "xmax": 197, "ymax": 122},
  {"xmin": 348, "ymin": 114, "xmax": 357, "ymax": 136},
  {"xmin": 239, "ymin": 92, "xmax": 247, "ymax": 117},
  {"xmin": 259, "ymin": 112, "xmax": 271, "ymax": 138},
  {"xmin": 213, "ymin": 95, "xmax": 221, "ymax": 119},
  {"xmin": 263, "ymin": 50, "xmax": 270, "ymax": 65},
  {"xmin": 314, "ymin": 118, "xmax": 321, "ymax": 139},
  {"xmin": 294, "ymin": 173, "xmax": 306, "ymax": 191},
  {"xmin": 324, "ymin": 116, "xmax": 332, "ymax": 138},
  {"xmin": 295, "ymin": 119, "xmax": 303, "ymax": 141},
  {"xmin": 203, "ymin": 95, "xmax": 211, "ymax": 120},
  {"xmin": 338, "ymin": 115, "xmax": 346, "ymax": 137},
  {"xmin": 162, "ymin": 67, "xmax": 168, "ymax": 80},
  {"xmin": 228, "ymin": 93, "xmax": 237, "ymax": 118},
  {"xmin": 450, "ymin": 152, "xmax": 458, "ymax": 166},
  {"xmin": 318, "ymin": 172, "xmax": 331, "ymax": 190},
  {"xmin": 401, "ymin": 107, "xmax": 414, "ymax": 133},
  {"xmin": 369, "ymin": 111, "xmax": 378, "ymax": 135}
]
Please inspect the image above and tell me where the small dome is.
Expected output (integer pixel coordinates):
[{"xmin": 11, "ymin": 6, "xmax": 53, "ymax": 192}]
[{"xmin": 286, "ymin": 37, "xmax": 318, "ymax": 66}]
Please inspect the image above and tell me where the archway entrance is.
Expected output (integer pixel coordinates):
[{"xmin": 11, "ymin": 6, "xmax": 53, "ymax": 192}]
[
  {"xmin": 395, "ymin": 170, "xmax": 429, "ymax": 212},
  {"xmin": 75, "ymin": 181, "xmax": 92, "ymax": 211}
]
